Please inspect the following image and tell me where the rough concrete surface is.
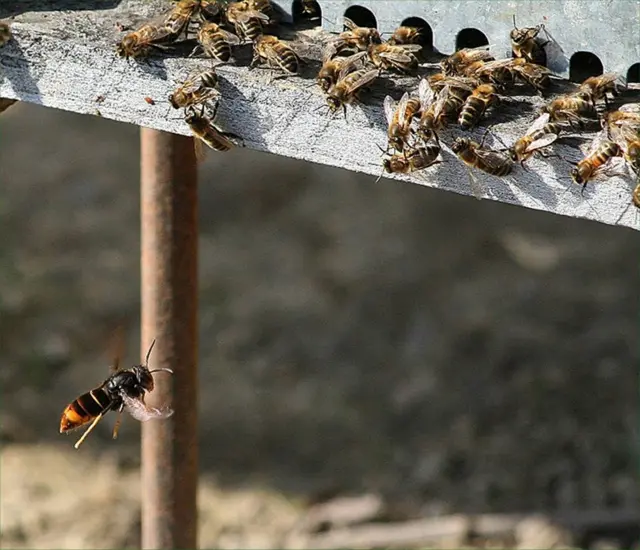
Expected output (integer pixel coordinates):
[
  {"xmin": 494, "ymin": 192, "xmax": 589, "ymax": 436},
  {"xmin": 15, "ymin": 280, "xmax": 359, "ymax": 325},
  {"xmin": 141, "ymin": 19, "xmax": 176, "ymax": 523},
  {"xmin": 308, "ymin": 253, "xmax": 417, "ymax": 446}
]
[{"xmin": 0, "ymin": 99, "xmax": 638, "ymax": 549}]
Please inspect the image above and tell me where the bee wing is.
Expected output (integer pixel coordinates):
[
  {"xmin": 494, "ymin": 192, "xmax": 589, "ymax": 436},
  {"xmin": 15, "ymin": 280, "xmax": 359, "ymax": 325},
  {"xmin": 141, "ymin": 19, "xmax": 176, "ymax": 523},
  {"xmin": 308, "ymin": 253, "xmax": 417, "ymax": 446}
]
[
  {"xmin": 619, "ymin": 103, "xmax": 640, "ymax": 114},
  {"xmin": 395, "ymin": 44, "xmax": 422, "ymax": 53},
  {"xmin": 524, "ymin": 112, "xmax": 551, "ymax": 135},
  {"xmin": 343, "ymin": 17, "xmax": 358, "ymax": 31},
  {"xmin": 525, "ymin": 133, "xmax": 559, "ymax": 152},
  {"xmin": 445, "ymin": 76, "xmax": 477, "ymax": 92},
  {"xmin": 122, "ymin": 392, "xmax": 174, "ymax": 422},
  {"xmin": 383, "ymin": 95, "xmax": 397, "ymax": 126},
  {"xmin": 379, "ymin": 50, "xmax": 415, "ymax": 63},
  {"xmin": 396, "ymin": 92, "xmax": 411, "ymax": 123},
  {"xmin": 474, "ymin": 148, "xmax": 512, "ymax": 172},
  {"xmin": 218, "ymin": 28, "xmax": 242, "ymax": 44},
  {"xmin": 193, "ymin": 136, "xmax": 207, "ymax": 163},
  {"xmin": 235, "ymin": 9, "xmax": 270, "ymax": 22},
  {"xmin": 478, "ymin": 58, "xmax": 516, "ymax": 71},
  {"xmin": 431, "ymin": 86, "xmax": 451, "ymax": 120},
  {"xmin": 585, "ymin": 131, "xmax": 611, "ymax": 156},
  {"xmin": 619, "ymin": 125, "xmax": 640, "ymax": 145},
  {"xmin": 418, "ymin": 78, "xmax": 435, "ymax": 109},
  {"xmin": 345, "ymin": 69, "xmax": 379, "ymax": 93},
  {"xmin": 323, "ymin": 42, "xmax": 340, "ymax": 62}
]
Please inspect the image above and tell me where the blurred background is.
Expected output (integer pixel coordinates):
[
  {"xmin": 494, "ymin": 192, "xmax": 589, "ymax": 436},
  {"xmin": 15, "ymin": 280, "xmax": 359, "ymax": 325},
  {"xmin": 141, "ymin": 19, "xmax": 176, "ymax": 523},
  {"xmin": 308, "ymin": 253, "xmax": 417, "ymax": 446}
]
[{"xmin": 0, "ymin": 101, "xmax": 638, "ymax": 549}]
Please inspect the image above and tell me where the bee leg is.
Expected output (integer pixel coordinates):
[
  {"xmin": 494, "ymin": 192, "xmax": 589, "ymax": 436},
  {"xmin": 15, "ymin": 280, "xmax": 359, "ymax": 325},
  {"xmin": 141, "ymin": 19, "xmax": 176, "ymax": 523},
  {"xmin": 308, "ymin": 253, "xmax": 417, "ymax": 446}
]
[
  {"xmin": 112, "ymin": 404, "xmax": 125, "ymax": 440},
  {"xmin": 73, "ymin": 412, "xmax": 105, "ymax": 449},
  {"xmin": 187, "ymin": 45, "xmax": 203, "ymax": 58}
]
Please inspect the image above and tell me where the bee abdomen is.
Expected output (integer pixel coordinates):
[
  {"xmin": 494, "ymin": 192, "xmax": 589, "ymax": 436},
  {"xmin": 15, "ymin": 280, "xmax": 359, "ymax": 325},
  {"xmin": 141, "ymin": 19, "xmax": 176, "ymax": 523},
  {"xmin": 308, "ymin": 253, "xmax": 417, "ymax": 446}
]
[
  {"xmin": 60, "ymin": 388, "xmax": 112, "ymax": 433},
  {"xmin": 281, "ymin": 50, "xmax": 299, "ymax": 73},
  {"xmin": 242, "ymin": 21, "xmax": 263, "ymax": 42},
  {"xmin": 458, "ymin": 97, "xmax": 484, "ymax": 129},
  {"xmin": 207, "ymin": 36, "xmax": 231, "ymax": 61}
]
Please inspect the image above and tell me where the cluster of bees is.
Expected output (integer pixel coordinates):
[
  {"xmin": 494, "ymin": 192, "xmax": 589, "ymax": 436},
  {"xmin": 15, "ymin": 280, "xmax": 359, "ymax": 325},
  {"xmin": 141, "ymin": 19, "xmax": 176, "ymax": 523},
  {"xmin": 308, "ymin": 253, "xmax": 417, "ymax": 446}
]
[
  {"xmin": 116, "ymin": 0, "xmax": 305, "ymax": 156},
  {"xmin": 113, "ymin": 1, "xmax": 640, "ymax": 212}
]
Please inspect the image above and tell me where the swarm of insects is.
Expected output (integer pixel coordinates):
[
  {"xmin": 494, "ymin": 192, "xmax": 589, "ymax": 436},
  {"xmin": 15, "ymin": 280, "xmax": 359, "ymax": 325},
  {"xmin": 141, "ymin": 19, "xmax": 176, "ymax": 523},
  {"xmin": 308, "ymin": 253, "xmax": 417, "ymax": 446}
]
[{"xmin": 60, "ymin": 340, "xmax": 174, "ymax": 449}]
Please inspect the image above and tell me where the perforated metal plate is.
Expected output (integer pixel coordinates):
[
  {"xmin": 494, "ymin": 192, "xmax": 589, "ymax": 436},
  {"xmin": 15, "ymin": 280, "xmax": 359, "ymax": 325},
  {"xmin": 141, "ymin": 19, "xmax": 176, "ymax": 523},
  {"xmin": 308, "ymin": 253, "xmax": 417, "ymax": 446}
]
[{"xmin": 276, "ymin": 0, "xmax": 640, "ymax": 80}]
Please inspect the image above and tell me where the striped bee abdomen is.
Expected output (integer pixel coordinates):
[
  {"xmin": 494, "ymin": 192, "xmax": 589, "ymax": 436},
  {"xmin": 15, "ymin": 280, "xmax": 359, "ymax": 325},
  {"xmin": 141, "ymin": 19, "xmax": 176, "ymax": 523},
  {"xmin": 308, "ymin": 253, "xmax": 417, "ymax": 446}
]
[{"xmin": 59, "ymin": 387, "xmax": 112, "ymax": 433}]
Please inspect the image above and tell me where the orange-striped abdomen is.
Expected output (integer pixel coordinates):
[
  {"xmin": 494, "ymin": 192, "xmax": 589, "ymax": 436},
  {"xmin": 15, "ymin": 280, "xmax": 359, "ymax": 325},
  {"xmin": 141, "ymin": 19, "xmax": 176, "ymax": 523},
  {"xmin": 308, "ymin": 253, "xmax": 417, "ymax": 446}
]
[{"xmin": 59, "ymin": 387, "xmax": 112, "ymax": 433}]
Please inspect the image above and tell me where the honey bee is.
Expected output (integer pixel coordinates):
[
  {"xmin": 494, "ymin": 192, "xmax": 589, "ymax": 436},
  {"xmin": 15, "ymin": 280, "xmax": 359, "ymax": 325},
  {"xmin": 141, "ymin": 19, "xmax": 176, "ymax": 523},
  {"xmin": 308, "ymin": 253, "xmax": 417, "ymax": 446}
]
[
  {"xmin": 510, "ymin": 57, "xmax": 551, "ymax": 93},
  {"xmin": 299, "ymin": 0, "xmax": 321, "ymax": 20},
  {"xmin": 199, "ymin": 0, "xmax": 224, "ymax": 21},
  {"xmin": 603, "ymin": 104, "xmax": 640, "ymax": 157},
  {"xmin": 60, "ymin": 340, "xmax": 174, "ymax": 449},
  {"xmin": 382, "ymin": 143, "xmax": 441, "ymax": 175},
  {"xmin": 169, "ymin": 69, "xmax": 219, "ymax": 109},
  {"xmin": 541, "ymin": 93, "xmax": 598, "ymax": 124},
  {"xmin": 225, "ymin": 1, "xmax": 270, "ymax": 42},
  {"xmin": 326, "ymin": 68, "xmax": 379, "ymax": 115},
  {"xmin": 116, "ymin": 23, "xmax": 179, "ymax": 59},
  {"xmin": 317, "ymin": 51, "xmax": 368, "ymax": 93},
  {"xmin": 451, "ymin": 136, "xmax": 513, "ymax": 177},
  {"xmin": 383, "ymin": 92, "xmax": 422, "ymax": 152},
  {"xmin": 252, "ymin": 35, "xmax": 300, "ymax": 74},
  {"xmin": 458, "ymin": 83, "xmax": 498, "ymax": 130},
  {"xmin": 417, "ymin": 79, "xmax": 469, "ymax": 142},
  {"xmin": 196, "ymin": 21, "xmax": 241, "ymax": 61},
  {"xmin": 329, "ymin": 17, "xmax": 382, "ymax": 55},
  {"xmin": 577, "ymin": 73, "xmax": 627, "ymax": 107},
  {"xmin": 387, "ymin": 26, "xmax": 423, "ymax": 46},
  {"xmin": 185, "ymin": 103, "xmax": 237, "ymax": 159},
  {"xmin": 509, "ymin": 112, "xmax": 567, "ymax": 165},
  {"xmin": 0, "ymin": 98, "xmax": 17, "ymax": 115},
  {"xmin": 440, "ymin": 46, "xmax": 494, "ymax": 76},
  {"xmin": 510, "ymin": 16, "xmax": 547, "ymax": 65},
  {"xmin": 570, "ymin": 137, "xmax": 623, "ymax": 189},
  {"xmin": 0, "ymin": 21, "xmax": 11, "ymax": 47},
  {"xmin": 164, "ymin": 0, "xmax": 201, "ymax": 36},
  {"xmin": 618, "ymin": 126, "xmax": 640, "ymax": 173},
  {"xmin": 367, "ymin": 43, "xmax": 421, "ymax": 74},
  {"xmin": 468, "ymin": 58, "xmax": 517, "ymax": 90}
]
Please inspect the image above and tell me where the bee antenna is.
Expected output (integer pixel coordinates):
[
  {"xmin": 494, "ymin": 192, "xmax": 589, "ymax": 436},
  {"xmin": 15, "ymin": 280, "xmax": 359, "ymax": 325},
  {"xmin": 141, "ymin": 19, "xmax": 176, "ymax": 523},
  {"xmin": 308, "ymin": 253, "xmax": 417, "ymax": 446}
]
[
  {"xmin": 149, "ymin": 368, "xmax": 175, "ymax": 375},
  {"xmin": 512, "ymin": 14, "xmax": 517, "ymax": 29},
  {"xmin": 145, "ymin": 339, "xmax": 157, "ymax": 367},
  {"xmin": 375, "ymin": 167, "xmax": 385, "ymax": 183}
]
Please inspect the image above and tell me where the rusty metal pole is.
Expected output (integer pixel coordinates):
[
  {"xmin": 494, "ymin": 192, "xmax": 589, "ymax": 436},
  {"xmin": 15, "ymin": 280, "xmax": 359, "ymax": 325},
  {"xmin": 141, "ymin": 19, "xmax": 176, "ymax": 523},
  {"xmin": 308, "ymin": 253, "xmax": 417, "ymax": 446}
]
[{"xmin": 140, "ymin": 128, "xmax": 199, "ymax": 550}]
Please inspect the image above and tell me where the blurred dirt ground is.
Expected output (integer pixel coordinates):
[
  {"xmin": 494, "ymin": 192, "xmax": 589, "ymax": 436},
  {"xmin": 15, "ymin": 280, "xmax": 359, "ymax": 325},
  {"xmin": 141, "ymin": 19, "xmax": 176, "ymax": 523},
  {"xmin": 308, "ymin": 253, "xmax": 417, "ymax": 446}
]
[{"xmin": 0, "ymin": 102, "xmax": 638, "ymax": 549}]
